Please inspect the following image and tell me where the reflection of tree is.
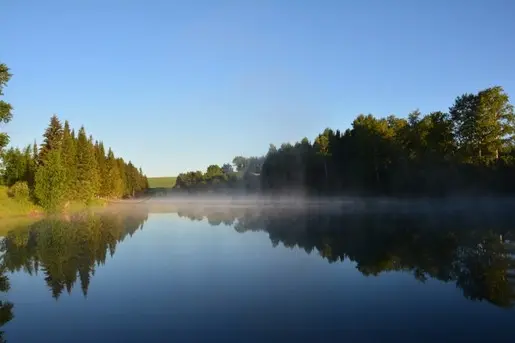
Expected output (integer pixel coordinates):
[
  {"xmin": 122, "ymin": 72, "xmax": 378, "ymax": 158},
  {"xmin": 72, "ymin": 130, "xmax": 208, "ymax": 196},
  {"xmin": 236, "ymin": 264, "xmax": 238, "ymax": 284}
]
[
  {"xmin": 0, "ymin": 209, "xmax": 148, "ymax": 299},
  {"xmin": 0, "ymin": 267, "xmax": 13, "ymax": 343},
  {"xmin": 175, "ymin": 206, "xmax": 515, "ymax": 308}
]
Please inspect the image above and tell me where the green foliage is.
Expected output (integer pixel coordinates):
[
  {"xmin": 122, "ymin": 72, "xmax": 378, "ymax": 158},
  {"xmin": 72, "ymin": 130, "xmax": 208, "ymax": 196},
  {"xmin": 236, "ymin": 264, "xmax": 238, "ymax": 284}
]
[
  {"xmin": 61, "ymin": 121, "xmax": 77, "ymax": 199},
  {"xmin": 0, "ymin": 63, "xmax": 13, "ymax": 153},
  {"xmin": 75, "ymin": 127, "xmax": 98, "ymax": 203},
  {"xmin": 221, "ymin": 163, "xmax": 234, "ymax": 174},
  {"xmin": 39, "ymin": 115, "xmax": 63, "ymax": 164},
  {"xmin": 170, "ymin": 85, "xmax": 515, "ymax": 196},
  {"xmin": 1, "ymin": 110, "xmax": 149, "ymax": 217},
  {"xmin": 450, "ymin": 86, "xmax": 515, "ymax": 165},
  {"xmin": 95, "ymin": 141, "xmax": 108, "ymax": 197},
  {"xmin": 174, "ymin": 156, "xmax": 264, "ymax": 193},
  {"xmin": 105, "ymin": 148, "xmax": 124, "ymax": 198},
  {"xmin": 0, "ymin": 185, "xmax": 40, "ymax": 223},
  {"xmin": 1, "ymin": 145, "xmax": 36, "ymax": 190},
  {"xmin": 232, "ymin": 156, "xmax": 247, "ymax": 172},
  {"xmin": 34, "ymin": 149, "xmax": 66, "ymax": 212},
  {"xmin": 7, "ymin": 181, "xmax": 30, "ymax": 202}
]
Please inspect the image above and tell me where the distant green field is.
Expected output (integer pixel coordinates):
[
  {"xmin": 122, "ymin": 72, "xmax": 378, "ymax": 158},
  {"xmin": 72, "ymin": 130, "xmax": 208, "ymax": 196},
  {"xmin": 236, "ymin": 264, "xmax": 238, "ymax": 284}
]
[{"xmin": 147, "ymin": 177, "xmax": 177, "ymax": 188}]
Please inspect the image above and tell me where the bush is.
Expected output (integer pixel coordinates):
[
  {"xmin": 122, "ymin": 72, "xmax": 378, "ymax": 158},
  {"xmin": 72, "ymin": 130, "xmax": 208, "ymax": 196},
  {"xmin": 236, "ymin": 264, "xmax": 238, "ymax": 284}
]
[{"xmin": 7, "ymin": 181, "xmax": 30, "ymax": 202}]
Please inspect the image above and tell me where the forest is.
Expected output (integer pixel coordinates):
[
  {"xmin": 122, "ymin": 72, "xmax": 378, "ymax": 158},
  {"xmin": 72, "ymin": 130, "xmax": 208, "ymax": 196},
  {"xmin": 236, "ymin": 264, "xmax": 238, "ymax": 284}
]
[
  {"xmin": 175, "ymin": 86, "xmax": 515, "ymax": 196},
  {"xmin": 4, "ymin": 58, "xmax": 515, "ymax": 201},
  {"xmin": 0, "ymin": 63, "xmax": 148, "ymax": 212}
]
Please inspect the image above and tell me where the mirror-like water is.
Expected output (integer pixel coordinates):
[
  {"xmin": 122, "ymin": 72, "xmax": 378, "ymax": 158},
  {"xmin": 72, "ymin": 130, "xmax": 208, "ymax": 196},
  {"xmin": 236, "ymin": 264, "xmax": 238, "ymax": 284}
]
[{"xmin": 1, "ymin": 204, "xmax": 515, "ymax": 342}]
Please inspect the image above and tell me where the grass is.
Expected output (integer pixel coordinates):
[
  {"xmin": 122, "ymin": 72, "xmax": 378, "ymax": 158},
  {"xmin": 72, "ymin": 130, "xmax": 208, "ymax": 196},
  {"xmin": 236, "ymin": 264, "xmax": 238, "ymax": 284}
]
[
  {"xmin": 0, "ymin": 185, "xmax": 108, "ymax": 234},
  {"xmin": 0, "ymin": 185, "xmax": 42, "ymax": 233},
  {"xmin": 0, "ymin": 186, "xmax": 41, "ymax": 218},
  {"xmin": 148, "ymin": 176, "xmax": 177, "ymax": 188}
]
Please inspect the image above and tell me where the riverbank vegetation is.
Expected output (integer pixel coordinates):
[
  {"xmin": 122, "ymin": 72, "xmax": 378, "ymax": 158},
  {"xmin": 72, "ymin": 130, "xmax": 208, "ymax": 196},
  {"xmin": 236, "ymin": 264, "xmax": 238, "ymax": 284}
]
[
  {"xmin": 173, "ymin": 86, "xmax": 515, "ymax": 196},
  {"xmin": 0, "ymin": 63, "xmax": 149, "ymax": 214}
]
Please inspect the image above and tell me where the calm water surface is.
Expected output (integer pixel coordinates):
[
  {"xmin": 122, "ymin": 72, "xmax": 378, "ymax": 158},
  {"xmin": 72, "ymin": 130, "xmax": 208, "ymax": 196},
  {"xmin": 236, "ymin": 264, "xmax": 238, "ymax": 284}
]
[{"xmin": 1, "ymin": 204, "xmax": 515, "ymax": 342}]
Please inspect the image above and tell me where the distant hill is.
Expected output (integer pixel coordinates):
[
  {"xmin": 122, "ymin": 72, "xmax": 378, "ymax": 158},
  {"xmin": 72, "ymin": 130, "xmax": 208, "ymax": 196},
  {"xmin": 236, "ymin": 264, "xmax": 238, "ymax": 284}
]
[{"xmin": 147, "ymin": 177, "xmax": 177, "ymax": 188}]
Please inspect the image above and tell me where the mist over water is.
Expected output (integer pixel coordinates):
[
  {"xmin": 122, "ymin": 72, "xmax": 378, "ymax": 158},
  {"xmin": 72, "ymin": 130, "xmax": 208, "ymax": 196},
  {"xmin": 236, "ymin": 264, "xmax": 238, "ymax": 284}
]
[
  {"xmin": 113, "ymin": 194, "xmax": 515, "ymax": 217},
  {"xmin": 2, "ymin": 200, "xmax": 515, "ymax": 342}
]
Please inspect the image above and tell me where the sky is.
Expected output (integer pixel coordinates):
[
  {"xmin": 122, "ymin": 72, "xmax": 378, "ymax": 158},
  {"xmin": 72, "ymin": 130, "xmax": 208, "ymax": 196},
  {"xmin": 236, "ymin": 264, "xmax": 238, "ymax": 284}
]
[{"xmin": 2, "ymin": 0, "xmax": 515, "ymax": 177}]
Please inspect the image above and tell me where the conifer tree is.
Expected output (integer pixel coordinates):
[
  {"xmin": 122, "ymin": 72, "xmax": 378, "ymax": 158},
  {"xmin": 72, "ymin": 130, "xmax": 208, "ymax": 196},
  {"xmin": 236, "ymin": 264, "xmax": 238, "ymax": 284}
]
[
  {"xmin": 34, "ymin": 149, "xmax": 66, "ymax": 212},
  {"xmin": 23, "ymin": 144, "xmax": 36, "ymax": 191},
  {"xmin": 32, "ymin": 140, "xmax": 38, "ymax": 166},
  {"xmin": 105, "ymin": 148, "xmax": 123, "ymax": 198},
  {"xmin": 116, "ymin": 158, "xmax": 128, "ymax": 197},
  {"xmin": 75, "ymin": 127, "xmax": 98, "ymax": 203},
  {"xmin": 39, "ymin": 115, "xmax": 63, "ymax": 164},
  {"xmin": 88, "ymin": 135, "xmax": 100, "ymax": 197},
  {"xmin": 61, "ymin": 121, "xmax": 77, "ymax": 199},
  {"xmin": 94, "ymin": 141, "xmax": 108, "ymax": 197},
  {"xmin": 125, "ymin": 161, "xmax": 139, "ymax": 197}
]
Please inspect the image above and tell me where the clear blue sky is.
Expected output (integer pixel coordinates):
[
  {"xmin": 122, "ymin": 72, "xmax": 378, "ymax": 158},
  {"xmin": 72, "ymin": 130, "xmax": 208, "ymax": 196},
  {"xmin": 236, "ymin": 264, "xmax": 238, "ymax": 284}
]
[{"xmin": 3, "ymin": 0, "xmax": 514, "ymax": 177}]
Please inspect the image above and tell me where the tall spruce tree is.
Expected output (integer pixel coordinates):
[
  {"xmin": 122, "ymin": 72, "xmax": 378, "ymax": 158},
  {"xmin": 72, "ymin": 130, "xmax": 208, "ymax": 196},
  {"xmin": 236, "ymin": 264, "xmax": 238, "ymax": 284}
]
[
  {"xmin": 88, "ymin": 135, "xmax": 100, "ymax": 197},
  {"xmin": 105, "ymin": 148, "xmax": 123, "ymax": 198},
  {"xmin": 116, "ymin": 158, "xmax": 128, "ymax": 197},
  {"xmin": 23, "ymin": 144, "xmax": 36, "ymax": 190},
  {"xmin": 75, "ymin": 127, "xmax": 98, "ymax": 203},
  {"xmin": 61, "ymin": 121, "xmax": 77, "ymax": 200},
  {"xmin": 94, "ymin": 141, "xmax": 108, "ymax": 197},
  {"xmin": 39, "ymin": 115, "xmax": 63, "ymax": 165}
]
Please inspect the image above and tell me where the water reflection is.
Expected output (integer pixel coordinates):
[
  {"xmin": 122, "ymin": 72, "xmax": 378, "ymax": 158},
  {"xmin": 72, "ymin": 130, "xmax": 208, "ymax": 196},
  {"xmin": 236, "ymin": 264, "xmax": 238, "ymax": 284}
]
[
  {"xmin": 173, "ymin": 206, "xmax": 515, "ymax": 309},
  {"xmin": 1, "ymin": 204, "xmax": 515, "ymax": 322},
  {"xmin": 0, "ymin": 268, "xmax": 13, "ymax": 343},
  {"xmin": 1, "ymin": 210, "xmax": 148, "ymax": 299}
]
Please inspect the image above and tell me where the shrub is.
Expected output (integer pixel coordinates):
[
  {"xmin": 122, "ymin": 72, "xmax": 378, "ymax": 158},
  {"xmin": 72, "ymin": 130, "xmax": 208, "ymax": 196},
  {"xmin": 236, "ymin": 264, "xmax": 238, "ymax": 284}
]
[{"xmin": 7, "ymin": 181, "xmax": 30, "ymax": 202}]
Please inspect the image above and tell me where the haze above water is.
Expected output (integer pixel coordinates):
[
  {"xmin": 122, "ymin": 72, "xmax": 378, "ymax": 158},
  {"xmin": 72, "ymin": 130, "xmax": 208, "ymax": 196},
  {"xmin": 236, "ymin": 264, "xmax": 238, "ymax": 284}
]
[{"xmin": 1, "ymin": 201, "xmax": 515, "ymax": 343}]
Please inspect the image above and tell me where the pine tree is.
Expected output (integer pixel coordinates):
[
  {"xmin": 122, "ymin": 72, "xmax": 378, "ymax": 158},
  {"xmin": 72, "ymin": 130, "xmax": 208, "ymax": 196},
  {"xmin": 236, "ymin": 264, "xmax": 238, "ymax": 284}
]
[
  {"xmin": 32, "ymin": 140, "xmax": 38, "ymax": 166},
  {"xmin": 94, "ymin": 141, "xmax": 107, "ymax": 197},
  {"xmin": 105, "ymin": 148, "xmax": 123, "ymax": 198},
  {"xmin": 116, "ymin": 158, "xmax": 128, "ymax": 197},
  {"xmin": 75, "ymin": 127, "xmax": 98, "ymax": 203},
  {"xmin": 61, "ymin": 121, "xmax": 77, "ymax": 200},
  {"xmin": 125, "ymin": 161, "xmax": 139, "ymax": 197},
  {"xmin": 39, "ymin": 115, "xmax": 63, "ymax": 164},
  {"xmin": 88, "ymin": 135, "xmax": 100, "ymax": 197},
  {"xmin": 34, "ymin": 149, "xmax": 66, "ymax": 212},
  {"xmin": 23, "ymin": 144, "xmax": 36, "ymax": 191}
]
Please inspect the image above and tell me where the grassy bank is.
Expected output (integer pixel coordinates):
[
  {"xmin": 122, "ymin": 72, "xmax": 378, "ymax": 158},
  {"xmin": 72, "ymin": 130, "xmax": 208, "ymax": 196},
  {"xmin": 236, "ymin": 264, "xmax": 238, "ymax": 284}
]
[
  {"xmin": 0, "ymin": 186, "xmax": 108, "ymax": 233},
  {"xmin": 0, "ymin": 186, "xmax": 41, "ymax": 217},
  {"xmin": 148, "ymin": 176, "xmax": 176, "ymax": 188}
]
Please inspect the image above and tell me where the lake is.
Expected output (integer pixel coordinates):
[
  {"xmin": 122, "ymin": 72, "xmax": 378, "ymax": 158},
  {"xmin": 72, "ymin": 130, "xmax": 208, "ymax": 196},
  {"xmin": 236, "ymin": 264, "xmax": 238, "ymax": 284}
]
[{"xmin": 1, "ymin": 202, "xmax": 515, "ymax": 342}]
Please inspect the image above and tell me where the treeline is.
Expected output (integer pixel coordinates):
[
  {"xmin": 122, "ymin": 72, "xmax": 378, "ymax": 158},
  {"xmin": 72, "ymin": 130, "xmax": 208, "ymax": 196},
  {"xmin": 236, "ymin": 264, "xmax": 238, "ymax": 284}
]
[
  {"xmin": 173, "ymin": 86, "xmax": 515, "ymax": 196},
  {"xmin": 1, "ymin": 115, "xmax": 148, "ymax": 211},
  {"xmin": 174, "ymin": 156, "xmax": 264, "ymax": 192},
  {"xmin": 0, "ymin": 63, "xmax": 148, "ymax": 211},
  {"xmin": 263, "ymin": 86, "xmax": 515, "ymax": 195}
]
